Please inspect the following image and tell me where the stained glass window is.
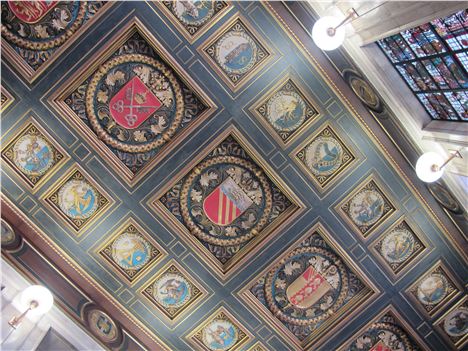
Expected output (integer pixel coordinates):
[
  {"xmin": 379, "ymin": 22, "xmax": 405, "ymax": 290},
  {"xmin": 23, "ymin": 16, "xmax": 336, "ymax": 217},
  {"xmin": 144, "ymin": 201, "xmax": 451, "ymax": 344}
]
[{"xmin": 378, "ymin": 9, "xmax": 468, "ymax": 121}]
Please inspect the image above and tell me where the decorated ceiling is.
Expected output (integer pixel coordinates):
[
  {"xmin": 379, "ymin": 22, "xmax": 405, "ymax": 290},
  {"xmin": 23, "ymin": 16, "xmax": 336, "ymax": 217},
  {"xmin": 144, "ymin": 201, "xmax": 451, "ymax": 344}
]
[{"xmin": 1, "ymin": 1, "xmax": 467, "ymax": 351}]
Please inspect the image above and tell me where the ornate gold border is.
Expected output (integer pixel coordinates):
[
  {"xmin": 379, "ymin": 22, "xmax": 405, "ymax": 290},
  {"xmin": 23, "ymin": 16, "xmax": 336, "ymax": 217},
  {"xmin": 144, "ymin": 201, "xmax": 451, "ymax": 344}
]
[
  {"xmin": 40, "ymin": 163, "xmax": 115, "ymax": 236},
  {"xmin": 153, "ymin": 1, "xmax": 233, "ymax": 44},
  {"xmin": 405, "ymin": 260, "xmax": 463, "ymax": 319},
  {"xmin": 1, "ymin": 2, "xmax": 113, "ymax": 84},
  {"xmin": 369, "ymin": 216, "xmax": 433, "ymax": 283},
  {"xmin": 246, "ymin": 341, "xmax": 268, "ymax": 351},
  {"xmin": 334, "ymin": 172, "xmax": 398, "ymax": 240},
  {"xmin": 238, "ymin": 221, "xmax": 379, "ymax": 350},
  {"xmin": 185, "ymin": 305, "xmax": 253, "ymax": 351},
  {"xmin": 138, "ymin": 258, "xmax": 208, "ymax": 326},
  {"xmin": 261, "ymin": 2, "xmax": 468, "ymax": 263},
  {"xmin": 336, "ymin": 304, "xmax": 429, "ymax": 351},
  {"xmin": 290, "ymin": 121, "xmax": 362, "ymax": 194},
  {"xmin": 1, "ymin": 85, "xmax": 15, "ymax": 112},
  {"xmin": 1, "ymin": 113, "xmax": 70, "ymax": 193},
  {"xmin": 48, "ymin": 17, "xmax": 217, "ymax": 187},
  {"xmin": 148, "ymin": 124, "xmax": 305, "ymax": 281},
  {"xmin": 434, "ymin": 295, "xmax": 468, "ymax": 350},
  {"xmin": 197, "ymin": 14, "xmax": 278, "ymax": 93},
  {"xmin": 94, "ymin": 217, "xmax": 167, "ymax": 286},
  {"xmin": 1, "ymin": 195, "xmax": 171, "ymax": 350},
  {"xmin": 247, "ymin": 69, "xmax": 321, "ymax": 148}
]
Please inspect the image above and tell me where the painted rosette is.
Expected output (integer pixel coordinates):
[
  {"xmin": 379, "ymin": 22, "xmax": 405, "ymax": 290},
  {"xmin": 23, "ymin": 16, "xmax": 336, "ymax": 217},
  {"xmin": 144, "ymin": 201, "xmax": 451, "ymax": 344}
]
[
  {"xmin": 1, "ymin": 2, "xmax": 87, "ymax": 51},
  {"xmin": 13, "ymin": 134, "xmax": 54, "ymax": 176},
  {"xmin": 173, "ymin": 1, "xmax": 214, "ymax": 27},
  {"xmin": 202, "ymin": 319, "xmax": 238, "ymax": 351},
  {"xmin": 180, "ymin": 156, "xmax": 272, "ymax": 247},
  {"xmin": 111, "ymin": 232, "xmax": 151, "ymax": 271},
  {"xmin": 215, "ymin": 31, "xmax": 257, "ymax": 75},
  {"xmin": 416, "ymin": 273, "xmax": 448, "ymax": 306},
  {"xmin": 1, "ymin": 219, "xmax": 16, "ymax": 246},
  {"xmin": 381, "ymin": 229, "xmax": 415, "ymax": 264},
  {"xmin": 58, "ymin": 180, "xmax": 98, "ymax": 219},
  {"xmin": 264, "ymin": 246, "xmax": 348, "ymax": 326},
  {"xmin": 305, "ymin": 136, "xmax": 343, "ymax": 176},
  {"xmin": 444, "ymin": 307, "xmax": 468, "ymax": 337},
  {"xmin": 86, "ymin": 308, "xmax": 121, "ymax": 345},
  {"xmin": 349, "ymin": 190, "xmax": 385, "ymax": 226},
  {"xmin": 266, "ymin": 90, "xmax": 306, "ymax": 132},
  {"xmin": 86, "ymin": 54, "xmax": 184, "ymax": 153},
  {"xmin": 153, "ymin": 273, "xmax": 192, "ymax": 308}
]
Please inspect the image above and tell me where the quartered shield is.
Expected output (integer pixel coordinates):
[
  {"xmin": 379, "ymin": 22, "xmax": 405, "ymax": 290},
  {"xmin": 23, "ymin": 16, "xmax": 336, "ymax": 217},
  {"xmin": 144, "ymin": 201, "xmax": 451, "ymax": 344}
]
[
  {"xmin": 8, "ymin": 1, "xmax": 58, "ymax": 24},
  {"xmin": 203, "ymin": 177, "xmax": 253, "ymax": 226},
  {"xmin": 110, "ymin": 76, "xmax": 162, "ymax": 129},
  {"xmin": 286, "ymin": 265, "xmax": 332, "ymax": 308}
]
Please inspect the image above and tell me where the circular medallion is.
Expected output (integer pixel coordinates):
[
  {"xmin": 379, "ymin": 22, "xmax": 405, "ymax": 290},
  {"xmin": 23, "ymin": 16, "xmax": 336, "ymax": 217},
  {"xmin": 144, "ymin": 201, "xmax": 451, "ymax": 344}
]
[
  {"xmin": 427, "ymin": 182, "xmax": 463, "ymax": 215},
  {"xmin": 1, "ymin": 219, "xmax": 15, "ymax": 246},
  {"xmin": 349, "ymin": 190, "xmax": 385, "ymax": 227},
  {"xmin": 1, "ymin": 2, "xmax": 87, "ymax": 50},
  {"xmin": 111, "ymin": 233, "xmax": 151, "ymax": 271},
  {"xmin": 266, "ymin": 91, "xmax": 306, "ymax": 132},
  {"xmin": 202, "ymin": 319, "xmax": 238, "ymax": 351},
  {"xmin": 348, "ymin": 323, "xmax": 412, "ymax": 351},
  {"xmin": 180, "ymin": 156, "xmax": 272, "ymax": 247},
  {"xmin": 416, "ymin": 273, "xmax": 448, "ymax": 306},
  {"xmin": 381, "ymin": 229, "xmax": 415, "ymax": 264},
  {"xmin": 264, "ymin": 246, "xmax": 348, "ymax": 326},
  {"xmin": 215, "ymin": 31, "xmax": 257, "ymax": 75},
  {"xmin": 13, "ymin": 134, "xmax": 54, "ymax": 176},
  {"xmin": 343, "ymin": 70, "xmax": 383, "ymax": 113},
  {"xmin": 173, "ymin": 1, "xmax": 214, "ymax": 27},
  {"xmin": 58, "ymin": 180, "xmax": 98, "ymax": 219},
  {"xmin": 86, "ymin": 53, "xmax": 184, "ymax": 153},
  {"xmin": 87, "ymin": 309, "xmax": 120, "ymax": 344},
  {"xmin": 444, "ymin": 307, "xmax": 468, "ymax": 337},
  {"xmin": 305, "ymin": 136, "xmax": 343, "ymax": 176},
  {"xmin": 153, "ymin": 273, "xmax": 192, "ymax": 308}
]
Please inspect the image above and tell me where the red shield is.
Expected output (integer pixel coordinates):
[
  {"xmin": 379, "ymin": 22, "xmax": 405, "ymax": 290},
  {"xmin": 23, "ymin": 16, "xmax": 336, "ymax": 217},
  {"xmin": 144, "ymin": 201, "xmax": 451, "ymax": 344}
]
[
  {"xmin": 286, "ymin": 266, "xmax": 332, "ymax": 308},
  {"xmin": 203, "ymin": 177, "xmax": 253, "ymax": 226},
  {"xmin": 369, "ymin": 341, "xmax": 392, "ymax": 351},
  {"xmin": 8, "ymin": 1, "xmax": 58, "ymax": 24},
  {"xmin": 109, "ymin": 76, "xmax": 162, "ymax": 129}
]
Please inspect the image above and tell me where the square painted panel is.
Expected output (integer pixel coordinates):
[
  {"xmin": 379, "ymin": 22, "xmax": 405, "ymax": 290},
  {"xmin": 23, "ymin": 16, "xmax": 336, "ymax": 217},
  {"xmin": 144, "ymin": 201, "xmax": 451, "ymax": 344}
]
[
  {"xmin": 293, "ymin": 123, "xmax": 357, "ymax": 191},
  {"xmin": 156, "ymin": 1, "xmax": 231, "ymax": 43},
  {"xmin": 250, "ymin": 75, "xmax": 320, "ymax": 147},
  {"xmin": 97, "ymin": 218, "xmax": 166, "ymax": 285},
  {"xmin": 337, "ymin": 174, "xmax": 396, "ymax": 238},
  {"xmin": 406, "ymin": 261, "xmax": 462, "ymax": 317},
  {"xmin": 140, "ymin": 259, "xmax": 207, "ymax": 322},
  {"xmin": 199, "ymin": 16, "xmax": 274, "ymax": 92},
  {"xmin": 434, "ymin": 296, "xmax": 468, "ymax": 350},
  {"xmin": 2, "ymin": 118, "xmax": 68, "ymax": 191},
  {"xmin": 241, "ymin": 223, "xmax": 376, "ymax": 350},
  {"xmin": 371, "ymin": 218, "xmax": 428, "ymax": 279},
  {"xmin": 50, "ymin": 19, "xmax": 216, "ymax": 186},
  {"xmin": 338, "ymin": 307, "xmax": 427, "ymax": 350},
  {"xmin": 1, "ymin": 1, "xmax": 110, "ymax": 83},
  {"xmin": 42, "ymin": 165, "xmax": 112, "ymax": 234},
  {"xmin": 151, "ymin": 126, "xmax": 303, "ymax": 279},
  {"xmin": 186, "ymin": 306, "xmax": 252, "ymax": 351}
]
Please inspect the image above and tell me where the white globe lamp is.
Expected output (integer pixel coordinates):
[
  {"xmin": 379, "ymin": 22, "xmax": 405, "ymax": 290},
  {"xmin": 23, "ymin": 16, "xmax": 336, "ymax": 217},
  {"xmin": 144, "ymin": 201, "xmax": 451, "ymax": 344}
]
[
  {"xmin": 312, "ymin": 16, "xmax": 347, "ymax": 51},
  {"xmin": 9, "ymin": 285, "xmax": 54, "ymax": 329}
]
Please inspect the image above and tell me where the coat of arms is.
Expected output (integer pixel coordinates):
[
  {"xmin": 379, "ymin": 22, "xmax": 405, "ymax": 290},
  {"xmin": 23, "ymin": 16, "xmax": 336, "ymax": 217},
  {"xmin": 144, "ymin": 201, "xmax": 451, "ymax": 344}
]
[
  {"xmin": 286, "ymin": 265, "xmax": 332, "ymax": 308},
  {"xmin": 369, "ymin": 341, "xmax": 392, "ymax": 351},
  {"xmin": 8, "ymin": 1, "xmax": 58, "ymax": 24}
]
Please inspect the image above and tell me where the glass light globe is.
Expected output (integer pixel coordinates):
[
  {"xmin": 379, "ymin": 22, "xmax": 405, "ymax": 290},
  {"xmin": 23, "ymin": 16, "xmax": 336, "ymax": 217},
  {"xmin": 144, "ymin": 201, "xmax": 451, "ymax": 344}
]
[
  {"xmin": 20, "ymin": 285, "xmax": 54, "ymax": 316},
  {"xmin": 415, "ymin": 152, "xmax": 445, "ymax": 183},
  {"xmin": 312, "ymin": 16, "xmax": 346, "ymax": 51}
]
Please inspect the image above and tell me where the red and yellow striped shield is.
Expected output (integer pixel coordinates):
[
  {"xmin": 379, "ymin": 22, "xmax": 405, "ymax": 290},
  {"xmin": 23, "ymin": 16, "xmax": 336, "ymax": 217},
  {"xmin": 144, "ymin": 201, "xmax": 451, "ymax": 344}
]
[
  {"xmin": 8, "ymin": 1, "xmax": 58, "ymax": 24},
  {"xmin": 203, "ymin": 177, "xmax": 253, "ymax": 226},
  {"xmin": 369, "ymin": 341, "xmax": 392, "ymax": 351},
  {"xmin": 286, "ymin": 266, "xmax": 332, "ymax": 308}
]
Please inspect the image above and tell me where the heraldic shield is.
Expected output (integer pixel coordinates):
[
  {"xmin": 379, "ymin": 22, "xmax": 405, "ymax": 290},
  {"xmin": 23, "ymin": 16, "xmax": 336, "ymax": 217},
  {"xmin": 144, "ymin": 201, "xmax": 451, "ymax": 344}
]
[
  {"xmin": 369, "ymin": 341, "xmax": 392, "ymax": 351},
  {"xmin": 8, "ymin": 1, "xmax": 58, "ymax": 24},
  {"xmin": 109, "ymin": 76, "xmax": 162, "ymax": 129},
  {"xmin": 286, "ymin": 266, "xmax": 332, "ymax": 308},
  {"xmin": 203, "ymin": 177, "xmax": 253, "ymax": 226}
]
